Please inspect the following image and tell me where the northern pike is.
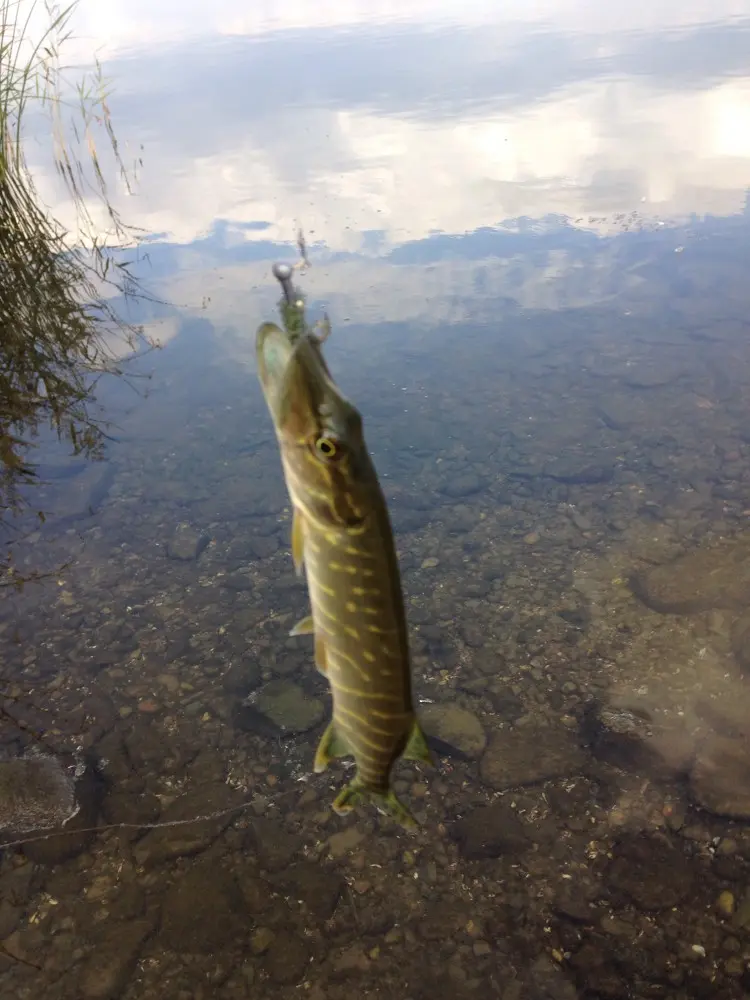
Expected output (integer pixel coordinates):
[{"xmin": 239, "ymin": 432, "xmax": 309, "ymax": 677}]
[{"xmin": 255, "ymin": 257, "xmax": 432, "ymax": 829}]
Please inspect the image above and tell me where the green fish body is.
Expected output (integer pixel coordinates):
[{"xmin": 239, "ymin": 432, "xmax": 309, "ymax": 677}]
[{"xmin": 255, "ymin": 272, "xmax": 431, "ymax": 829}]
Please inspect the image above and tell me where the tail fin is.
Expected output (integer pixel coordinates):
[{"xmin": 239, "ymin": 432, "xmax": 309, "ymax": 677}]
[{"xmin": 332, "ymin": 777, "xmax": 418, "ymax": 831}]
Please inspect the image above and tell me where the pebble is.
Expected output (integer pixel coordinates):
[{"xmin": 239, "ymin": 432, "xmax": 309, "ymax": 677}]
[
  {"xmin": 523, "ymin": 531, "xmax": 540, "ymax": 544},
  {"xmin": 250, "ymin": 927, "xmax": 275, "ymax": 955},
  {"xmin": 473, "ymin": 940, "xmax": 491, "ymax": 957},
  {"xmin": 421, "ymin": 703, "xmax": 487, "ymax": 759},
  {"xmin": 156, "ymin": 673, "xmax": 180, "ymax": 693},
  {"xmin": 717, "ymin": 891, "xmax": 736, "ymax": 917},
  {"xmin": 421, "ymin": 557, "xmax": 439, "ymax": 569},
  {"xmin": 327, "ymin": 827, "xmax": 365, "ymax": 858},
  {"xmin": 333, "ymin": 945, "xmax": 369, "ymax": 973},
  {"xmin": 137, "ymin": 700, "xmax": 161, "ymax": 714},
  {"xmin": 256, "ymin": 680, "xmax": 325, "ymax": 734}
]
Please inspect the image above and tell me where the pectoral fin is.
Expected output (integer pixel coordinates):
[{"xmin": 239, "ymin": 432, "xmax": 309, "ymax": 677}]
[
  {"xmin": 289, "ymin": 615, "xmax": 314, "ymax": 636},
  {"xmin": 291, "ymin": 508, "xmax": 305, "ymax": 575}
]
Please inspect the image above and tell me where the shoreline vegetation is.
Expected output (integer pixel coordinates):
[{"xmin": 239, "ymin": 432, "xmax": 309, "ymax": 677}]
[{"xmin": 0, "ymin": 0, "xmax": 155, "ymax": 589}]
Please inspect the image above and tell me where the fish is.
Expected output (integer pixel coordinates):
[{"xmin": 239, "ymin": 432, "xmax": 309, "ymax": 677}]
[{"xmin": 255, "ymin": 258, "xmax": 432, "ymax": 829}]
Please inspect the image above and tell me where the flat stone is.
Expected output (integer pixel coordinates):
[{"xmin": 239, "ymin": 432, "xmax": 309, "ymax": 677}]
[
  {"xmin": 630, "ymin": 535, "xmax": 750, "ymax": 614},
  {"xmin": 479, "ymin": 724, "xmax": 585, "ymax": 791},
  {"xmin": 691, "ymin": 735, "xmax": 750, "ymax": 819},
  {"xmin": 263, "ymin": 929, "xmax": 311, "ymax": 985},
  {"xmin": 102, "ymin": 790, "xmax": 161, "ymax": 841},
  {"xmin": 554, "ymin": 896, "xmax": 596, "ymax": 925},
  {"xmin": 79, "ymin": 918, "xmax": 155, "ymax": 999},
  {"xmin": 421, "ymin": 703, "xmax": 487, "ymax": 760},
  {"xmin": 0, "ymin": 901, "xmax": 20, "ymax": 939},
  {"xmin": 256, "ymin": 680, "xmax": 324, "ymax": 734},
  {"xmin": 526, "ymin": 956, "xmax": 579, "ymax": 1000},
  {"xmin": 449, "ymin": 802, "xmax": 530, "ymax": 859},
  {"xmin": 597, "ymin": 397, "xmax": 636, "ymax": 430},
  {"xmin": 166, "ymin": 523, "xmax": 209, "ymax": 561},
  {"xmin": 270, "ymin": 862, "xmax": 345, "ymax": 920},
  {"xmin": 486, "ymin": 685, "xmax": 524, "ymax": 722},
  {"xmin": 581, "ymin": 701, "xmax": 692, "ymax": 779},
  {"xmin": 246, "ymin": 819, "xmax": 304, "ymax": 871},
  {"xmin": 0, "ymin": 755, "xmax": 79, "ymax": 834},
  {"xmin": 327, "ymin": 826, "xmax": 365, "ymax": 859},
  {"xmin": 160, "ymin": 867, "xmax": 250, "ymax": 953},
  {"xmin": 22, "ymin": 763, "xmax": 102, "ymax": 866},
  {"xmin": 544, "ymin": 456, "xmax": 614, "ymax": 484},
  {"xmin": 440, "ymin": 474, "xmax": 487, "ymax": 498},
  {"xmin": 45, "ymin": 462, "xmax": 116, "ymax": 527},
  {"xmin": 133, "ymin": 784, "xmax": 242, "ymax": 866},
  {"xmin": 247, "ymin": 535, "xmax": 279, "ymax": 559},
  {"xmin": 620, "ymin": 362, "xmax": 687, "ymax": 389},
  {"xmin": 606, "ymin": 834, "xmax": 693, "ymax": 911},
  {"xmin": 222, "ymin": 660, "xmax": 262, "ymax": 698}
]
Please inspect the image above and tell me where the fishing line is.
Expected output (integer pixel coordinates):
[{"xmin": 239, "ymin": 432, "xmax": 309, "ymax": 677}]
[{"xmin": 0, "ymin": 797, "xmax": 258, "ymax": 851}]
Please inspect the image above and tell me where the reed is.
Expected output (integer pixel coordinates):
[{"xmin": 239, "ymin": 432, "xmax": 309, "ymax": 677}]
[{"xmin": 0, "ymin": 0, "xmax": 153, "ymax": 587}]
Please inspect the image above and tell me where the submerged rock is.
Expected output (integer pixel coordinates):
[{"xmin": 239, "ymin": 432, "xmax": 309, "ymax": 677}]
[
  {"xmin": 606, "ymin": 834, "xmax": 694, "ymax": 911},
  {"xmin": 690, "ymin": 735, "xmax": 750, "ymax": 819},
  {"xmin": 270, "ymin": 862, "xmax": 345, "ymax": 920},
  {"xmin": 21, "ymin": 758, "xmax": 103, "ymax": 866},
  {"xmin": 544, "ymin": 456, "xmax": 614, "ymax": 485},
  {"xmin": 44, "ymin": 461, "xmax": 116, "ymax": 527},
  {"xmin": 440, "ymin": 473, "xmax": 487, "ymax": 498},
  {"xmin": 731, "ymin": 609, "xmax": 750, "ymax": 675},
  {"xmin": 263, "ymin": 929, "xmax": 311, "ymax": 985},
  {"xmin": 133, "ymin": 784, "xmax": 242, "ymax": 866},
  {"xmin": 479, "ymin": 724, "xmax": 585, "ymax": 791},
  {"xmin": 166, "ymin": 522, "xmax": 209, "ymax": 561},
  {"xmin": 526, "ymin": 956, "xmax": 579, "ymax": 1000},
  {"xmin": 160, "ymin": 866, "xmax": 251, "ymax": 953},
  {"xmin": 630, "ymin": 534, "xmax": 750, "ymax": 613},
  {"xmin": 581, "ymin": 701, "xmax": 692, "ymax": 779},
  {"xmin": 222, "ymin": 660, "xmax": 262, "ymax": 698},
  {"xmin": 421, "ymin": 703, "xmax": 487, "ymax": 760},
  {"xmin": 450, "ymin": 802, "xmax": 530, "ymax": 859},
  {"xmin": 256, "ymin": 680, "xmax": 324, "ymax": 734},
  {"xmin": 0, "ymin": 755, "xmax": 80, "ymax": 834},
  {"xmin": 246, "ymin": 818, "xmax": 304, "ymax": 871},
  {"xmin": 79, "ymin": 918, "xmax": 155, "ymax": 1000}
]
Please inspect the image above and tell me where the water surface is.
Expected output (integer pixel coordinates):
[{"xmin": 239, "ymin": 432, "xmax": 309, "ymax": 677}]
[{"xmin": 3, "ymin": 3, "xmax": 750, "ymax": 998}]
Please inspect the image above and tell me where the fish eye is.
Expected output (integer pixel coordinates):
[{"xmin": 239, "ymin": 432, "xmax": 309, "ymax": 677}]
[{"xmin": 314, "ymin": 435, "xmax": 339, "ymax": 459}]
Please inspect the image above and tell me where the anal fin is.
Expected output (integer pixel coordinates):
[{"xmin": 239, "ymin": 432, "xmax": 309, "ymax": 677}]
[{"xmin": 402, "ymin": 718, "xmax": 434, "ymax": 766}]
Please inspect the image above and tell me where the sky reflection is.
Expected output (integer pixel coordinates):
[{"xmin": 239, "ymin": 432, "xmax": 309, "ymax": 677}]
[{"xmin": 18, "ymin": 0, "xmax": 750, "ymax": 339}]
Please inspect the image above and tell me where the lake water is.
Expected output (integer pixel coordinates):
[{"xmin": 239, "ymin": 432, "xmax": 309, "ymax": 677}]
[{"xmin": 3, "ymin": 2, "xmax": 750, "ymax": 998}]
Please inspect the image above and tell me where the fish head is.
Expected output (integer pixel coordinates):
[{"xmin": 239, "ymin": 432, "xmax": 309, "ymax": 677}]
[{"xmin": 256, "ymin": 322, "xmax": 374, "ymax": 529}]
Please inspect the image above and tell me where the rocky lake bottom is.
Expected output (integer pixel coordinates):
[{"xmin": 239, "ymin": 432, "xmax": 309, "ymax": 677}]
[{"xmin": 3, "ymin": 293, "xmax": 750, "ymax": 999}]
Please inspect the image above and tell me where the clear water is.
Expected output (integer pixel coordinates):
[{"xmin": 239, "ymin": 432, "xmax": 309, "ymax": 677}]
[{"xmin": 3, "ymin": 3, "xmax": 750, "ymax": 998}]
